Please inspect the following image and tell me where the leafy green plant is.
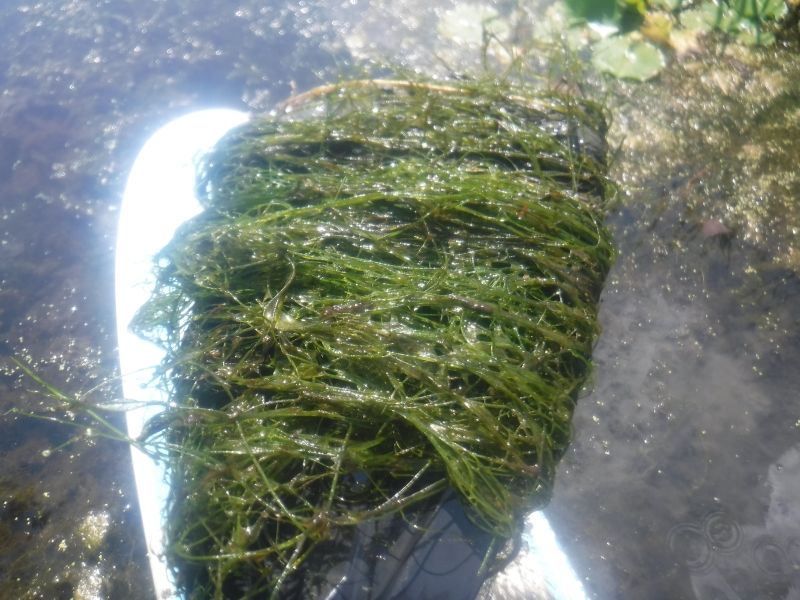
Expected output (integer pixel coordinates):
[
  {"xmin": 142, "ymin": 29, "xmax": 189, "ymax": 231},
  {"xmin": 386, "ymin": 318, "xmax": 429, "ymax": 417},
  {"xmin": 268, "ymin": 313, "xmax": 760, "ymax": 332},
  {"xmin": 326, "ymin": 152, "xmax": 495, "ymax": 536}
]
[
  {"xmin": 565, "ymin": 0, "xmax": 790, "ymax": 80},
  {"xmin": 592, "ymin": 34, "xmax": 667, "ymax": 80},
  {"xmin": 680, "ymin": 0, "xmax": 787, "ymax": 45}
]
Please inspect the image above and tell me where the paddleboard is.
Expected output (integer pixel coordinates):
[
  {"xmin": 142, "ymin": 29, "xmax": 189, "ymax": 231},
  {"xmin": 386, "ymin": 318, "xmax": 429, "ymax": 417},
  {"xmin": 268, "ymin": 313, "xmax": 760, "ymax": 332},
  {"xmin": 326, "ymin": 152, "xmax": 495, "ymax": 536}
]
[{"xmin": 116, "ymin": 109, "xmax": 249, "ymax": 598}]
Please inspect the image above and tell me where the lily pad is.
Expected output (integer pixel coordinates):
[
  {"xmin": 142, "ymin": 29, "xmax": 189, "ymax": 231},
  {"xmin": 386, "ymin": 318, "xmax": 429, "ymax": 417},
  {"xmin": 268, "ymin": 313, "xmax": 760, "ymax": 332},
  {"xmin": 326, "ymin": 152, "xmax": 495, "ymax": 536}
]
[
  {"xmin": 686, "ymin": 0, "xmax": 783, "ymax": 45},
  {"xmin": 592, "ymin": 34, "xmax": 666, "ymax": 81}
]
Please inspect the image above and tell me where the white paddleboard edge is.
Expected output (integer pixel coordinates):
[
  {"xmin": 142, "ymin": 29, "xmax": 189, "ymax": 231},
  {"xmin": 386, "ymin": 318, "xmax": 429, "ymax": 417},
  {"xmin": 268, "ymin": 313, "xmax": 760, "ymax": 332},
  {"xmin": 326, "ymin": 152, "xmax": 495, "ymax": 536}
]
[{"xmin": 115, "ymin": 109, "xmax": 249, "ymax": 599}]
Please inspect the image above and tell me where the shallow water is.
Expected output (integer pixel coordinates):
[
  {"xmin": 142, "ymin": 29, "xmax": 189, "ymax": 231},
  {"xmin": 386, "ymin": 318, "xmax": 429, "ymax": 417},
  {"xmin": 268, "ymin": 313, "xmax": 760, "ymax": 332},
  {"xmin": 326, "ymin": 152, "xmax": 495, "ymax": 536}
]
[
  {"xmin": 0, "ymin": 1, "xmax": 798, "ymax": 599},
  {"xmin": 545, "ymin": 36, "xmax": 800, "ymax": 599}
]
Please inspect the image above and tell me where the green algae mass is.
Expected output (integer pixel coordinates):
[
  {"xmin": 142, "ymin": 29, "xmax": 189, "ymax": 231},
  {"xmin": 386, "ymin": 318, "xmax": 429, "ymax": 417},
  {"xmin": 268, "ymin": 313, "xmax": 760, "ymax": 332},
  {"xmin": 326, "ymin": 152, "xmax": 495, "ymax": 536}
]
[{"xmin": 132, "ymin": 76, "xmax": 615, "ymax": 598}]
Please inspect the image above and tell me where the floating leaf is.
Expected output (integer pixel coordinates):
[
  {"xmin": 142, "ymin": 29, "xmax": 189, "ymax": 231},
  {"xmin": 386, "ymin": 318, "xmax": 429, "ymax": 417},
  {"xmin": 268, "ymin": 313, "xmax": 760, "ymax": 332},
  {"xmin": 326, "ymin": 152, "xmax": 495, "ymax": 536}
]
[
  {"xmin": 688, "ymin": 0, "xmax": 783, "ymax": 45},
  {"xmin": 592, "ymin": 34, "xmax": 666, "ymax": 80},
  {"xmin": 619, "ymin": 0, "xmax": 648, "ymax": 15},
  {"xmin": 565, "ymin": 0, "xmax": 618, "ymax": 22}
]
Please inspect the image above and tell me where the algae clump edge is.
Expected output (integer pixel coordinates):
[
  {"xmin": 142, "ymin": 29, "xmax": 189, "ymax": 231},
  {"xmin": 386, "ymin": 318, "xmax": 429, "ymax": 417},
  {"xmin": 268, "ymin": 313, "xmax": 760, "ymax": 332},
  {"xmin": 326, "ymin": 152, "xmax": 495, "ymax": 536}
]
[{"xmin": 129, "ymin": 75, "xmax": 617, "ymax": 599}]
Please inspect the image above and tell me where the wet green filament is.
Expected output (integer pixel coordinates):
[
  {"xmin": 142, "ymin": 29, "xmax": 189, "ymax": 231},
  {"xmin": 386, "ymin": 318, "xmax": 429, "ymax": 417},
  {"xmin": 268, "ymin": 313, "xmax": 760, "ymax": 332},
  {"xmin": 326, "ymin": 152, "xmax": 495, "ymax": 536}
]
[{"xmin": 132, "ymin": 76, "xmax": 616, "ymax": 598}]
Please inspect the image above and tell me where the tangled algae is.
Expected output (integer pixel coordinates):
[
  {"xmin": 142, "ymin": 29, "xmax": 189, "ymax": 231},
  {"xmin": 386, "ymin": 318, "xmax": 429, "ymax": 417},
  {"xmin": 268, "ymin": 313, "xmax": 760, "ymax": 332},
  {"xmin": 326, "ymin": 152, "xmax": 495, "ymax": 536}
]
[{"xmin": 131, "ymin": 75, "xmax": 616, "ymax": 598}]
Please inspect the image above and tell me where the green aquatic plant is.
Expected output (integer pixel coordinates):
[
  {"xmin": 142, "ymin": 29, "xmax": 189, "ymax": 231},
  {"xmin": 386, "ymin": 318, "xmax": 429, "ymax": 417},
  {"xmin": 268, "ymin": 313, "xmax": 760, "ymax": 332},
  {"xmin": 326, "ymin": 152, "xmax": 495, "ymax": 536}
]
[
  {"xmin": 133, "ymin": 75, "xmax": 616, "ymax": 599},
  {"xmin": 567, "ymin": 0, "xmax": 789, "ymax": 31},
  {"xmin": 591, "ymin": 34, "xmax": 667, "ymax": 80},
  {"xmin": 679, "ymin": 0, "xmax": 788, "ymax": 45},
  {"xmin": 564, "ymin": 0, "xmax": 791, "ymax": 80},
  {"xmin": 24, "ymin": 74, "xmax": 616, "ymax": 599}
]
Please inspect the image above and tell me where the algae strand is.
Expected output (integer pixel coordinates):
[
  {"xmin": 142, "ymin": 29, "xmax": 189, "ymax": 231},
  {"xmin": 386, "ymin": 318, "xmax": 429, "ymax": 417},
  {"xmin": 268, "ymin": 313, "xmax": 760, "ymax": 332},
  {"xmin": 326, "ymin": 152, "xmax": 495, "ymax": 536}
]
[{"xmin": 132, "ymin": 75, "xmax": 616, "ymax": 598}]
